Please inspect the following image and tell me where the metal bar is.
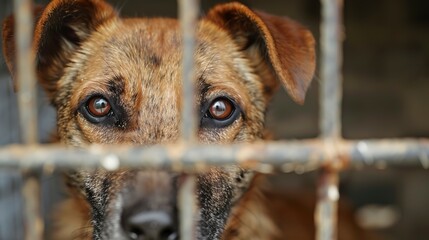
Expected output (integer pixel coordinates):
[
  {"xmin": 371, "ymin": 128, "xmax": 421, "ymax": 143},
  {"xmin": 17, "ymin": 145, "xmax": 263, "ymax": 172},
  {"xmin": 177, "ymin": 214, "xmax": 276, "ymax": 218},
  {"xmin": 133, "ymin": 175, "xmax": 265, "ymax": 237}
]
[
  {"xmin": 319, "ymin": 0, "xmax": 343, "ymax": 140},
  {"xmin": 179, "ymin": 0, "xmax": 199, "ymax": 142},
  {"xmin": 15, "ymin": 0, "xmax": 38, "ymax": 145},
  {"xmin": 0, "ymin": 139, "xmax": 428, "ymax": 170},
  {"xmin": 179, "ymin": 176, "xmax": 197, "ymax": 240},
  {"xmin": 316, "ymin": 169, "xmax": 339, "ymax": 240},
  {"xmin": 14, "ymin": 0, "xmax": 43, "ymax": 239},
  {"xmin": 178, "ymin": 0, "xmax": 199, "ymax": 239},
  {"xmin": 22, "ymin": 172, "xmax": 43, "ymax": 240},
  {"xmin": 317, "ymin": 0, "xmax": 344, "ymax": 239}
]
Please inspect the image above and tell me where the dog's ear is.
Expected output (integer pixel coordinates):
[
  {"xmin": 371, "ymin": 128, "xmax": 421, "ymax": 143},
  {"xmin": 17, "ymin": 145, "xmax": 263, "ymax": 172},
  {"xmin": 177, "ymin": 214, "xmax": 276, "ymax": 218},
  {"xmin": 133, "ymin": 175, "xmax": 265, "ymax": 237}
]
[
  {"xmin": 207, "ymin": 2, "xmax": 316, "ymax": 104},
  {"xmin": 2, "ymin": 0, "xmax": 117, "ymax": 100}
]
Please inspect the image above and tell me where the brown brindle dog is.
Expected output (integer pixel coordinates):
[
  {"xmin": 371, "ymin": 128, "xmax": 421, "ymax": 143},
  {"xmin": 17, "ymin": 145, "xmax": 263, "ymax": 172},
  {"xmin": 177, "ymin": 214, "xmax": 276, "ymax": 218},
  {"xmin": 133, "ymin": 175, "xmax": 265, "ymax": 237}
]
[{"xmin": 3, "ymin": 1, "xmax": 371, "ymax": 239}]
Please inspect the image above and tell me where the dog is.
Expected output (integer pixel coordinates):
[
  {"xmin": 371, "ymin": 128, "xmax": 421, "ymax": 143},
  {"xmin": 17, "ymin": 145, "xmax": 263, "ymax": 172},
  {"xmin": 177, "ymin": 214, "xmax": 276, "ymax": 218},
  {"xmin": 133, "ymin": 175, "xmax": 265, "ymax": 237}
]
[{"xmin": 3, "ymin": 0, "xmax": 373, "ymax": 239}]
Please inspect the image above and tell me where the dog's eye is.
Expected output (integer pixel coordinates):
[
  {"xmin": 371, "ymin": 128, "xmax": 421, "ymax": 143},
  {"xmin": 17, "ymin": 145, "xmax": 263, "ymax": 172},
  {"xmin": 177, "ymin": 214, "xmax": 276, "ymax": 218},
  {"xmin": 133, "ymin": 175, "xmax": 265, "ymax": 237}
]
[
  {"xmin": 201, "ymin": 97, "xmax": 241, "ymax": 128},
  {"xmin": 79, "ymin": 95, "xmax": 127, "ymax": 127},
  {"xmin": 87, "ymin": 96, "xmax": 111, "ymax": 117},
  {"xmin": 208, "ymin": 98, "xmax": 233, "ymax": 120}
]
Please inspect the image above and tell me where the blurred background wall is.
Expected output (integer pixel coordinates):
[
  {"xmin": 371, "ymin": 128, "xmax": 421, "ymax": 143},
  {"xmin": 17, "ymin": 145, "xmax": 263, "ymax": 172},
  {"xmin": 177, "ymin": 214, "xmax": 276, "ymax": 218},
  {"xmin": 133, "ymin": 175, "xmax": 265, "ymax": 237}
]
[{"xmin": 0, "ymin": 0, "xmax": 428, "ymax": 239}]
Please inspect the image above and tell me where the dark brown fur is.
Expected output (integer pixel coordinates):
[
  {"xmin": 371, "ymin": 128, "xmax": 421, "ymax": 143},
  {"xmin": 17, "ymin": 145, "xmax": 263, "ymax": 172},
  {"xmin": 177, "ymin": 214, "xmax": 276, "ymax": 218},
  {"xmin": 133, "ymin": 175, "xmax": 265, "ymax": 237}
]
[{"xmin": 2, "ymin": 1, "xmax": 369, "ymax": 239}]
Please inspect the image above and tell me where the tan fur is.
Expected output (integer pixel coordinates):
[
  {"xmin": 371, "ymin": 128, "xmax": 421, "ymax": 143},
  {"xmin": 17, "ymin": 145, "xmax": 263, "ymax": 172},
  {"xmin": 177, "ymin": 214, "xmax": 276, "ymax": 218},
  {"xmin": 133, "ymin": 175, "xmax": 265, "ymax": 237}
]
[
  {"xmin": 2, "ymin": 1, "xmax": 372, "ymax": 239},
  {"xmin": 51, "ymin": 195, "xmax": 92, "ymax": 240},
  {"xmin": 224, "ymin": 176, "xmax": 378, "ymax": 240}
]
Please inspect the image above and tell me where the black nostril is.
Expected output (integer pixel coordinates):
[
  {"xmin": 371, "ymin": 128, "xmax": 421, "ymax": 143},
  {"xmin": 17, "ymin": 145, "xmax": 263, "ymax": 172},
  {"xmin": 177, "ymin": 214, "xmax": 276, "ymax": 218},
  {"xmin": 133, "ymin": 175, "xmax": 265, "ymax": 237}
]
[
  {"xmin": 160, "ymin": 227, "xmax": 178, "ymax": 240},
  {"xmin": 129, "ymin": 226, "xmax": 144, "ymax": 240},
  {"xmin": 122, "ymin": 211, "xmax": 178, "ymax": 240}
]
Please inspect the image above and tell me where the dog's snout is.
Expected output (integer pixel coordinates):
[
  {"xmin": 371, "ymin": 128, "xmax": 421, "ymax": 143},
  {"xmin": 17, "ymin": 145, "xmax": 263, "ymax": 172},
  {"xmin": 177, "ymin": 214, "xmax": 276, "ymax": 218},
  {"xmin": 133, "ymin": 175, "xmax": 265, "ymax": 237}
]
[
  {"xmin": 122, "ymin": 210, "xmax": 178, "ymax": 240},
  {"xmin": 120, "ymin": 171, "xmax": 178, "ymax": 239}
]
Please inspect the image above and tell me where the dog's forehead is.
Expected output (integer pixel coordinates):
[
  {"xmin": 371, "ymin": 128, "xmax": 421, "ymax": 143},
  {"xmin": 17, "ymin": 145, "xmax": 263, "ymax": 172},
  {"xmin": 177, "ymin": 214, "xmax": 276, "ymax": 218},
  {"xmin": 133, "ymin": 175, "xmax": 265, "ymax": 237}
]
[
  {"xmin": 81, "ymin": 18, "xmax": 181, "ymax": 85},
  {"xmin": 80, "ymin": 18, "xmax": 242, "ymax": 86},
  {"xmin": 71, "ymin": 17, "xmax": 251, "ymax": 110}
]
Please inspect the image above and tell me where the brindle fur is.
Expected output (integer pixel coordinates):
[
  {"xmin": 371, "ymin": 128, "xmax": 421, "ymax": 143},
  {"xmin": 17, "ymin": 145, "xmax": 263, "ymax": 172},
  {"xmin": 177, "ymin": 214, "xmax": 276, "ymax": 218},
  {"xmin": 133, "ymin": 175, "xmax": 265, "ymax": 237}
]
[{"xmin": 3, "ymin": 1, "xmax": 371, "ymax": 239}]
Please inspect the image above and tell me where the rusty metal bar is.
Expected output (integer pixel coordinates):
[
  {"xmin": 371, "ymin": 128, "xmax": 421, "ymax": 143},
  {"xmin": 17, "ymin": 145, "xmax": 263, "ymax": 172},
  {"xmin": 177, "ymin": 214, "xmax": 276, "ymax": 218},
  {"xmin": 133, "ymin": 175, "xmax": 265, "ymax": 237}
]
[
  {"xmin": 0, "ymin": 139, "xmax": 428, "ymax": 170},
  {"xmin": 179, "ymin": 0, "xmax": 199, "ymax": 142},
  {"xmin": 15, "ymin": 0, "xmax": 37, "ymax": 145},
  {"xmin": 14, "ymin": 0, "xmax": 44, "ymax": 240},
  {"xmin": 179, "ymin": 175, "xmax": 197, "ymax": 240},
  {"xmin": 317, "ymin": 0, "xmax": 344, "ymax": 239},
  {"xmin": 316, "ymin": 169, "xmax": 339, "ymax": 240},
  {"xmin": 21, "ymin": 172, "xmax": 43, "ymax": 240},
  {"xmin": 320, "ymin": 0, "xmax": 343, "ymax": 140},
  {"xmin": 178, "ymin": 0, "xmax": 200, "ymax": 239}
]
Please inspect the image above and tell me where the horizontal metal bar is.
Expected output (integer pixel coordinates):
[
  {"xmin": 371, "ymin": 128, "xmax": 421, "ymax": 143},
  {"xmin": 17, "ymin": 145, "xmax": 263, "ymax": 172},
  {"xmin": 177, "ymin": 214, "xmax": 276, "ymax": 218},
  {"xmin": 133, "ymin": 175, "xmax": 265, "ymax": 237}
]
[{"xmin": 0, "ymin": 139, "xmax": 428, "ymax": 172}]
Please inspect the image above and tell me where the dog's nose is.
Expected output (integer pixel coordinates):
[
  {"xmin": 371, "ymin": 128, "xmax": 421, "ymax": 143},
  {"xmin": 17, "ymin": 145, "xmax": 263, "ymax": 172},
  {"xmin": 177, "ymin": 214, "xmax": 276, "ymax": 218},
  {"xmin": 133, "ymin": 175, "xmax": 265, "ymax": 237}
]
[{"xmin": 122, "ymin": 210, "xmax": 178, "ymax": 240}]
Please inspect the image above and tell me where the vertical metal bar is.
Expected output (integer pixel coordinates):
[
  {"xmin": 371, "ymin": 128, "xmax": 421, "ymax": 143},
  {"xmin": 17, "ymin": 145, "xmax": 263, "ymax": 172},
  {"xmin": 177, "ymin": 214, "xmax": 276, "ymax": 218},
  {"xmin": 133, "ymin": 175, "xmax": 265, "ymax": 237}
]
[
  {"xmin": 15, "ymin": 0, "xmax": 38, "ymax": 145},
  {"xmin": 22, "ymin": 172, "xmax": 43, "ymax": 240},
  {"xmin": 316, "ymin": 168, "xmax": 340, "ymax": 240},
  {"xmin": 320, "ymin": 0, "xmax": 343, "ymax": 140},
  {"xmin": 178, "ymin": 0, "xmax": 199, "ymax": 239},
  {"xmin": 179, "ymin": 175, "xmax": 198, "ymax": 240},
  {"xmin": 179, "ymin": 0, "xmax": 199, "ymax": 142},
  {"xmin": 317, "ymin": 0, "xmax": 344, "ymax": 240},
  {"xmin": 14, "ymin": 0, "xmax": 43, "ymax": 239}
]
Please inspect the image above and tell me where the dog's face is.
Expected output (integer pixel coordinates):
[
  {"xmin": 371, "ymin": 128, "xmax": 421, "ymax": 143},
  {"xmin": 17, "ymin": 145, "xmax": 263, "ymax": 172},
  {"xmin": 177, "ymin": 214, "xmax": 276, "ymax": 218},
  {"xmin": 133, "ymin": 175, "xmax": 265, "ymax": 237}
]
[{"xmin": 3, "ymin": 1, "xmax": 315, "ymax": 239}]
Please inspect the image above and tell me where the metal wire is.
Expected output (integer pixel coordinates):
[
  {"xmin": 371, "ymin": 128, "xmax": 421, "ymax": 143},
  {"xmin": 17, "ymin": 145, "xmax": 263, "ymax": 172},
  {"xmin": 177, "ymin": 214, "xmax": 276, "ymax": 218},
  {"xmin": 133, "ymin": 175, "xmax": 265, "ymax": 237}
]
[
  {"xmin": 13, "ymin": 0, "xmax": 43, "ymax": 239},
  {"xmin": 320, "ymin": 0, "xmax": 343, "ymax": 141},
  {"xmin": 178, "ymin": 0, "xmax": 199, "ymax": 239},
  {"xmin": 180, "ymin": 0, "xmax": 198, "ymax": 143},
  {"xmin": 22, "ymin": 171, "xmax": 43, "ymax": 240},
  {"xmin": 317, "ymin": 0, "xmax": 344, "ymax": 239},
  {"xmin": 0, "ymin": 139, "xmax": 428, "ymax": 170},
  {"xmin": 15, "ymin": 0, "xmax": 37, "ymax": 145}
]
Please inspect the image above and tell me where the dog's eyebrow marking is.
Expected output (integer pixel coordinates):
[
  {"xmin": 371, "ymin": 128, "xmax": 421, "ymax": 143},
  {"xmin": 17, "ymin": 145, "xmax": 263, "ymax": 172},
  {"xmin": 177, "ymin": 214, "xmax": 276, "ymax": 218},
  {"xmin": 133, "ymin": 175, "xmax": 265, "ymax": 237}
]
[
  {"xmin": 107, "ymin": 75, "xmax": 125, "ymax": 96},
  {"xmin": 198, "ymin": 76, "xmax": 211, "ymax": 100},
  {"xmin": 197, "ymin": 52, "xmax": 217, "ymax": 101},
  {"xmin": 146, "ymin": 54, "xmax": 161, "ymax": 67},
  {"xmin": 197, "ymin": 75, "xmax": 212, "ymax": 104},
  {"xmin": 197, "ymin": 41, "xmax": 209, "ymax": 55}
]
